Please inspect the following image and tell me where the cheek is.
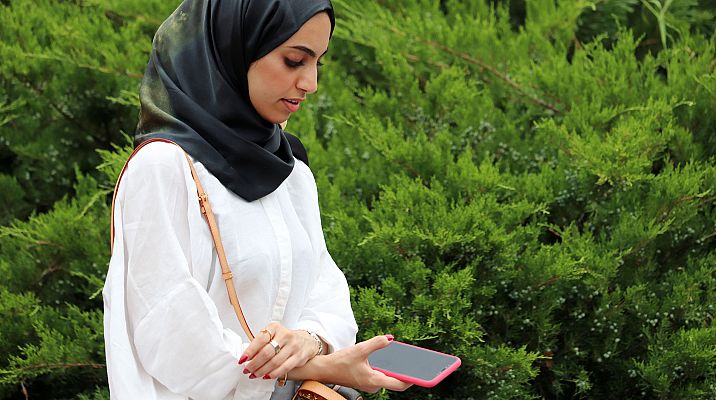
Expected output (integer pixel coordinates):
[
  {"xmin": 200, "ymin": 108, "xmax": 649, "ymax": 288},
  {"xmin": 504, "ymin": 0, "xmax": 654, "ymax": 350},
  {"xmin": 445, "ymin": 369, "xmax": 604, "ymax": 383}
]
[
  {"xmin": 247, "ymin": 56, "xmax": 296, "ymax": 113},
  {"xmin": 264, "ymin": 67, "xmax": 294, "ymax": 96},
  {"xmin": 249, "ymin": 75, "xmax": 278, "ymax": 110}
]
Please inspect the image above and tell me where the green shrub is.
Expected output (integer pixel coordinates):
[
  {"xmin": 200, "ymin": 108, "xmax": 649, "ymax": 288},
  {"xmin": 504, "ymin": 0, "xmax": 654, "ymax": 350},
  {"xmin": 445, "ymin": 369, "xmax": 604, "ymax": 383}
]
[
  {"xmin": 0, "ymin": 0, "xmax": 174, "ymax": 213},
  {"xmin": 0, "ymin": 0, "xmax": 714, "ymax": 399}
]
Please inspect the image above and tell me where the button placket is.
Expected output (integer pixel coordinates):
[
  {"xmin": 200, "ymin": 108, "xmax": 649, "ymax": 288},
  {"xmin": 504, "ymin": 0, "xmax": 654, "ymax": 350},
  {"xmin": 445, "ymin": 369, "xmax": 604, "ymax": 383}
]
[{"xmin": 259, "ymin": 194, "xmax": 292, "ymax": 322}]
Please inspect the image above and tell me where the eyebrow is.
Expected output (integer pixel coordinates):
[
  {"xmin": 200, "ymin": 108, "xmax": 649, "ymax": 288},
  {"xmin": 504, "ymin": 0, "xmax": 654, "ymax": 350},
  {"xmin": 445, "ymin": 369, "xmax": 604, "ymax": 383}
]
[{"xmin": 288, "ymin": 45, "xmax": 327, "ymax": 58}]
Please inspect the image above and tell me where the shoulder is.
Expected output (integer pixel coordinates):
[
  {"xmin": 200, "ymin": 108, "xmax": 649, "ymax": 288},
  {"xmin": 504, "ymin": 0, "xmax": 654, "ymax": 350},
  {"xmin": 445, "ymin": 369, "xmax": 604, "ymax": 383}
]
[
  {"xmin": 127, "ymin": 140, "xmax": 188, "ymax": 171},
  {"xmin": 284, "ymin": 132, "xmax": 309, "ymax": 166},
  {"xmin": 286, "ymin": 157, "xmax": 319, "ymax": 203},
  {"xmin": 119, "ymin": 141, "xmax": 192, "ymax": 193}
]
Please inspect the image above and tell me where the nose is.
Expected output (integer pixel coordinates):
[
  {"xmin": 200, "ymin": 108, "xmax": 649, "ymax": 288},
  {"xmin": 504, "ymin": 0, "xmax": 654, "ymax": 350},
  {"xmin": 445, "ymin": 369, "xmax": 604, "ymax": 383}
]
[{"xmin": 296, "ymin": 65, "xmax": 318, "ymax": 94}]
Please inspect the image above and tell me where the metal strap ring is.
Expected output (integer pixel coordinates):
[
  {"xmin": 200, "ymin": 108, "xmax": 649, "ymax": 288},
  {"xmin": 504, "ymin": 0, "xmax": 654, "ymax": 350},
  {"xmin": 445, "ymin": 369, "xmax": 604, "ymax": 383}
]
[
  {"xmin": 260, "ymin": 328, "xmax": 275, "ymax": 341},
  {"xmin": 270, "ymin": 339, "xmax": 281, "ymax": 355}
]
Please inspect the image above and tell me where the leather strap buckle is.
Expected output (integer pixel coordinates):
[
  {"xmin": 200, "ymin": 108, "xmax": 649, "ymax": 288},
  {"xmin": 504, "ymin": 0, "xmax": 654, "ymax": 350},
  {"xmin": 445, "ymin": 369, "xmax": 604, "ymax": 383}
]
[{"xmin": 198, "ymin": 192, "xmax": 208, "ymax": 215}]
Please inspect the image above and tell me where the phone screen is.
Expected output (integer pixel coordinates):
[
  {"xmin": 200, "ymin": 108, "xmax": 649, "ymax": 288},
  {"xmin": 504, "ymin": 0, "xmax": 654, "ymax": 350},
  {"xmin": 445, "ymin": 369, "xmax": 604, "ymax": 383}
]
[{"xmin": 368, "ymin": 341, "xmax": 460, "ymax": 387}]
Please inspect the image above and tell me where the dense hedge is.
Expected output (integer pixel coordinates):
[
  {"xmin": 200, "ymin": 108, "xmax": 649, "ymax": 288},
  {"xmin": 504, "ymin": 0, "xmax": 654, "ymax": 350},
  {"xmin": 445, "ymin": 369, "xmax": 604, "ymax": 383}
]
[{"xmin": 1, "ymin": 1, "xmax": 715, "ymax": 399}]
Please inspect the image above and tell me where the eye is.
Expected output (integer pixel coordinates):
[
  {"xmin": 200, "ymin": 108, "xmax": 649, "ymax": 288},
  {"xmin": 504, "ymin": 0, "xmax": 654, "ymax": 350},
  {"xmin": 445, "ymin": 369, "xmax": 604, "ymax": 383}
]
[{"xmin": 284, "ymin": 58, "xmax": 303, "ymax": 68}]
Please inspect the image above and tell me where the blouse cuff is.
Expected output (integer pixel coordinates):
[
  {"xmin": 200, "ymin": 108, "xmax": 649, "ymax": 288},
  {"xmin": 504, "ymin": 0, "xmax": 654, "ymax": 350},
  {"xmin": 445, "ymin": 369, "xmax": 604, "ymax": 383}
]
[
  {"xmin": 224, "ymin": 328, "xmax": 250, "ymax": 360},
  {"xmin": 294, "ymin": 320, "xmax": 334, "ymax": 354}
]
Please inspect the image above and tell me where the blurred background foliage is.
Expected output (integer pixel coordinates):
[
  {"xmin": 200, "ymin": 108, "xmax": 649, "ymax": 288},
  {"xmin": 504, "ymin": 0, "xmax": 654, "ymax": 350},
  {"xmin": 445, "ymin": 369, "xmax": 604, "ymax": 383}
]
[{"xmin": 0, "ymin": 0, "xmax": 715, "ymax": 398}]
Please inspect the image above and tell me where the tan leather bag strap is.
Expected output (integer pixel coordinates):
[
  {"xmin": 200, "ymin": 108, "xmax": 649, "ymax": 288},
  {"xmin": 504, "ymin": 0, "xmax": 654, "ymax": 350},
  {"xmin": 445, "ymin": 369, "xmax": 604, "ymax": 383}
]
[
  {"xmin": 110, "ymin": 138, "xmax": 255, "ymax": 340},
  {"xmin": 292, "ymin": 381, "xmax": 351, "ymax": 400}
]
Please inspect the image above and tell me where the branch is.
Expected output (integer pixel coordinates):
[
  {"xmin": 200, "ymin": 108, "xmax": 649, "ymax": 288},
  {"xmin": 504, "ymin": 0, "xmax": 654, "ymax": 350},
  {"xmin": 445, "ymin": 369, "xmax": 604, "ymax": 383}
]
[
  {"xmin": 536, "ymin": 275, "xmax": 561, "ymax": 289},
  {"xmin": 387, "ymin": 27, "xmax": 566, "ymax": 114},
  {"xmin": 386, "ymin": 239, "xmax": 409, "ymax": 258},
  {"xmin": 10, "ymin": 362, "xmax": 105, "ymax": 373},
  {"xmin": 22, "ymin": 52, "xmax": 143, "ymax": 79},
  {"xmin": 656, "ymin": 192, "xmax": 716, "ymax": 225},
  {"xmin": 34, "ymin": 240, "xmax": 62, "ymax": 248},
  {"xmin": 700, "ymin": 230, "xmax": 716, "ymax": 242},
  {"xmin": 623, "ymin": 192, "xmax": 716, "ymax": 257},
  {"xmin": 14, "ymin": 75, "xmax": 95, "ymax": 137},
  {"xmin": 36, "ymin": 260, "xmax": 63, "ymax": 284}
]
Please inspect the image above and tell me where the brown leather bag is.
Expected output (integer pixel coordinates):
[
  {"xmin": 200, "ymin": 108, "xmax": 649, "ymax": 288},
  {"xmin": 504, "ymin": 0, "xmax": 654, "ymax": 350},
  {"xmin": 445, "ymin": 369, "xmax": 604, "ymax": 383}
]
[{"xmin": 111, "ymin": 139, "xmax": 361, "ymax": 400}]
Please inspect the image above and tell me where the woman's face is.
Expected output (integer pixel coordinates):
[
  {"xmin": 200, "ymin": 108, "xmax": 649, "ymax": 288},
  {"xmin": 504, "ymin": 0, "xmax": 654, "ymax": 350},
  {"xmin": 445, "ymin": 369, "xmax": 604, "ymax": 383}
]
[{"xmin": 247, "ymin": 12, "xmax": 332, "ymax": 124}]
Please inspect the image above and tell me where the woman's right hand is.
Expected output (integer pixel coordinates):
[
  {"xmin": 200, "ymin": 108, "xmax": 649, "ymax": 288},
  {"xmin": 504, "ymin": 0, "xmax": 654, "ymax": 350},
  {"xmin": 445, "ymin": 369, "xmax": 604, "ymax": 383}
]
[
  {"xmin": 290, "ymin": 335, "xmax": 412, "ymax": 393},
  {"xmin": 240, "ymin": 323, "xmax": 320, "ymax": 381}
]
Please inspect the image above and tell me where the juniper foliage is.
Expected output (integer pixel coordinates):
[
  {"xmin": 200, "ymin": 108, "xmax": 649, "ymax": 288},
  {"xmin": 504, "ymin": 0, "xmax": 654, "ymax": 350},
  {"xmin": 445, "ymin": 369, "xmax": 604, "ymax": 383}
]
[{"xmin": 0, "ymin": 0, "xmax": 714, "ymax": 399}]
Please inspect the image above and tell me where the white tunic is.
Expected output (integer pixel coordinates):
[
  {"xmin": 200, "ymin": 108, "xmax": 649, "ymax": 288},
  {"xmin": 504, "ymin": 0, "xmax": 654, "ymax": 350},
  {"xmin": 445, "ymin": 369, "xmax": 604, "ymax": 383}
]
[{"xmin": 103, "ymin": 141, "xmax": 358, "ymax": 400}]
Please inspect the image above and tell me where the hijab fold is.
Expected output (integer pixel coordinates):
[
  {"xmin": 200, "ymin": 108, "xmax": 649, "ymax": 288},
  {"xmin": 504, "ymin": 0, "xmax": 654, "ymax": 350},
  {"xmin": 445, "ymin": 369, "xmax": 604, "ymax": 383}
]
[{"xmin": 136, "ymin": 0, "xmax": 334, "ymax": 201}]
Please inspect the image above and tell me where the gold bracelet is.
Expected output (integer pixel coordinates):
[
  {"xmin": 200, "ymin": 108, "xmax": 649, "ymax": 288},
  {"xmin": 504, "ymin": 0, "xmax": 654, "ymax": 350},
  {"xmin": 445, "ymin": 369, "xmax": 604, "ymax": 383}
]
[{"xmin": 301, "ymin": 329, "xmax": 323, "ymax": 357}]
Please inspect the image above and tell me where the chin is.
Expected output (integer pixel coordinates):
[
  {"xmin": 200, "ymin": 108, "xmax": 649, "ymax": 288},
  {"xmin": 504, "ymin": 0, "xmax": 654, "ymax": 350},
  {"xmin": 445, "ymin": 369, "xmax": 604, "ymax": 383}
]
[{"xmin": 260, "ymin": 111, "xmax": 289, "ymax": 125}]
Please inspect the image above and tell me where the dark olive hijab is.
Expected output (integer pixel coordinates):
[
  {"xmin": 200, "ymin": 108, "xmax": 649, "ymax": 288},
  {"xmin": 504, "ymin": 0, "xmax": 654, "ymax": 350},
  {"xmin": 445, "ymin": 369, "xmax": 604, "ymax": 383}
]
[{"xmin": 135, "ymin": 0, "xmax": 335, "ymax": 201}]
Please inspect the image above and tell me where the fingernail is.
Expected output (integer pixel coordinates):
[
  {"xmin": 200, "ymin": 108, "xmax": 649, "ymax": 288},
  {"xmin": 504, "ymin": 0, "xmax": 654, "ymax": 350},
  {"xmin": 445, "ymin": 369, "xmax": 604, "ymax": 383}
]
[
  {"xmin": 243, "ymin": 368, "xmax": 250, "ymax": 374},
  {"xmin": 249, "ymin": 374, "xmax": 257, "ymax": 379},
  {"xmin": 239, "ymin": 355, "xmax": 248, "ymax": 364},
  {"xmin": 385, "ymin": 334, "xmax": 394, "ymax": 341},
  {"xmin": 263, "ymin": 375, "xmax": 271, "ymax": 380}
]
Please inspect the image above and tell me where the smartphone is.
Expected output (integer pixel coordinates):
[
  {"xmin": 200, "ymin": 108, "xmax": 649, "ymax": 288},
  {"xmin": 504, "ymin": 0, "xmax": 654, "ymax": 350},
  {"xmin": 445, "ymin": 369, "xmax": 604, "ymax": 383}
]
[{"xmin": 368, "ymin": 341, "xmax": 461, "ymax": 388}]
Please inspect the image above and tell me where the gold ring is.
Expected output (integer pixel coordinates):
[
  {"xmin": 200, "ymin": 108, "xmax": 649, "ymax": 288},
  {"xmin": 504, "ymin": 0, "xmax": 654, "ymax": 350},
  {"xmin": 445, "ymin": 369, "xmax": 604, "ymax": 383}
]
[
  {"xmin": 260, "ymin": 328, "xmax": 275, "ymax": 341},
  {"xmin": 277, "ymin": 372, "xmax": 288, "ymax": 387},
  {"xmin": 270, "ymin": 339, "xmax": 281, "ymax": 355}
]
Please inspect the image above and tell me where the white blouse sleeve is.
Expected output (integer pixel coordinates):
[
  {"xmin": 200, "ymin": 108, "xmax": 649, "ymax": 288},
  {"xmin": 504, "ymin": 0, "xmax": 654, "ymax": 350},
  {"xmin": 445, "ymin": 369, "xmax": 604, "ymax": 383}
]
[
  {"xmin": 293, "ymin": 164, "xmax": 358, "ymax": 353},
  {"xmin": 296, "ymin": 246, "xmax": 359, "ymax": 353},
  {"xmin": 116, "ymin": 145, "xmax": 247, "ymax": 397}
]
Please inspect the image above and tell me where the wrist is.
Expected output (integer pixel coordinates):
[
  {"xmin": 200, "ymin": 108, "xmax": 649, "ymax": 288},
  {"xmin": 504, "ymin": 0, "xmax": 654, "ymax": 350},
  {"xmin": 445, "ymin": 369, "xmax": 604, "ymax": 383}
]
[
  {"xmin": 300, "ymin": 329, "xmax": 324, "ymax": 357},
  {"xmin": 310, "ymin": 354, "xmax": 331, "ymax": 382},
  {"xmin": 287, "ymin": 354, "xmax": 331, "ymax": 383}
]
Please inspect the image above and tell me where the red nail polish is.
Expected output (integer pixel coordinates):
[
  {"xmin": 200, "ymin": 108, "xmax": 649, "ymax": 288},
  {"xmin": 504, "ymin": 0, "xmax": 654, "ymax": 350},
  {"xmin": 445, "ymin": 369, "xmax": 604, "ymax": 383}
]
[
  {"xmin": 263, "ymin": 375, "xmax": 271, "ymax": 380},
  {"xmin": 249, "ymin": 374, "xmax": 257, "ymax": 379},
  {"xmin": 243, "ymin": 368, "xmax": 250, "ymax": 374},
  {"xmin": 239, "ymin": 355, "xmax": 248, "ymax": 364},
  {"xmin": 386, "ymin": 334, "xmax": 394, "ymax": 341}
]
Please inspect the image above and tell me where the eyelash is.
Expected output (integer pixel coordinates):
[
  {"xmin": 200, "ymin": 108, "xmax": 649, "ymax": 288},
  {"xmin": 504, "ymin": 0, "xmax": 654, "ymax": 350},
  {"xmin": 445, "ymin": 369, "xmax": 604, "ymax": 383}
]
[{"xmin": 284, "ymin": 58, "xmax": 324, "ymax": 68}]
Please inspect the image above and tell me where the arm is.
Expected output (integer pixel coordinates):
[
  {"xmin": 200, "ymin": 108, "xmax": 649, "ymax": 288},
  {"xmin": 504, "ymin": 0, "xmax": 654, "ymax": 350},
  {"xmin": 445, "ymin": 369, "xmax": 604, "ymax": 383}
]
[
  {"xmin": 240, "ymin": 161, "xmax": 357, "ymax": 379},
  {"xmin": 288, "ymin": 335, "xmax": 412, "ymax": 393},
  {"xmin": 276, "ymin": 118, "xmax": 355, "ymax": 353},
  {"xmin": 294, "ymin": 162, "xmax": 358, "ymax": 353},
  {"xmin": 118, "ymin": 144, "xmax": 259, "ymax": 397},
  {"xmin": 294, "ymin": 248, "xmax": 358, "ymax": 353}
]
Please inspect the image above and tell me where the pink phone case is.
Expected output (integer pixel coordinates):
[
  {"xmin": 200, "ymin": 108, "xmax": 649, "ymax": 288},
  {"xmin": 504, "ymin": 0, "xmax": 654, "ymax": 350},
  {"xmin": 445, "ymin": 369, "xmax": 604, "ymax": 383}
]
[{"xmin": 370, "ymin": 341, "xmax": 461, "ymax": 388}]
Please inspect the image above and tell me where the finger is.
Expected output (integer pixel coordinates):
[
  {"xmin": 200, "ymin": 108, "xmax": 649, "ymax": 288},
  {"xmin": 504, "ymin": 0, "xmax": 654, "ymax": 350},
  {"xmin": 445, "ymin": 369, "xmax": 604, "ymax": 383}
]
[
  {"xmin": 245, "ymin": 340, "xmax": 283, "ymax": 376},
  {"xmin": 256, "ymin": 330, "xmax": 318, "ymax": 379},
  {"xmin": 240, "ymin": 323, "xmax": 280, "ymax": 364},
  {"xmin": 356, "ymin": 334, "xmax": 393, "ymax": 357},
  {"xmin": 253, "ymin": 345, "xmax": 295, "ymax": 378},
  {"xmin": 371, "ymin": 373, "xmax": 413, "ymax": 392},
  {"xmin": 240, "ymin": 337, "xmax": 269, "ymax": 365},
  {"xmin": 261, "ymin": 353, "xmax": 301, "ymax": 380},
  {"xmin": 240, "ymin": 334, "xmax": 271, "ymax": 364},
  {"xmin": 254, "ymin": 330, "xmax": 310, "ymax": 377}
]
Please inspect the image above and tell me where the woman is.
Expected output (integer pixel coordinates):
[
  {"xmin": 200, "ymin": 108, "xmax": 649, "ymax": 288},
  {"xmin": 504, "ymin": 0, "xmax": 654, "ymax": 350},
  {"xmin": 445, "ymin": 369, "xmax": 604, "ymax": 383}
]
[{"xmin": 103, "ymin": 0, "xmax": 410, "ymax": 399}]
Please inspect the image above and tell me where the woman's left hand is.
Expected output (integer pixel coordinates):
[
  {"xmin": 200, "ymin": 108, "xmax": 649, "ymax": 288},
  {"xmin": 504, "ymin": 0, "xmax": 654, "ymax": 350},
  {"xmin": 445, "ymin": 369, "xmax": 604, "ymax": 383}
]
[{"xmin": 239, "ymin": 322, "xmax": 321, "ymax": 380}]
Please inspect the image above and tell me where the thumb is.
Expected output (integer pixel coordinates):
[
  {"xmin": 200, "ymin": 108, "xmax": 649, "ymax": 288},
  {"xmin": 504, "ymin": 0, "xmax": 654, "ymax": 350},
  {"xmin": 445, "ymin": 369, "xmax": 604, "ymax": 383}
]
[{"xmin": 357, "ymin": 335, "xmax": 394, "ymax": 357}]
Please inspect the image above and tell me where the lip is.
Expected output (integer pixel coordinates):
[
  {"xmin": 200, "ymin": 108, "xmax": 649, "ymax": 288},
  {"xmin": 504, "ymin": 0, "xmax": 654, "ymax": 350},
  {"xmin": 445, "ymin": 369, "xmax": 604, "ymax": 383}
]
[{"xmin": 282, "ymin": 98, "xmax": 303, "ymax": 113}]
